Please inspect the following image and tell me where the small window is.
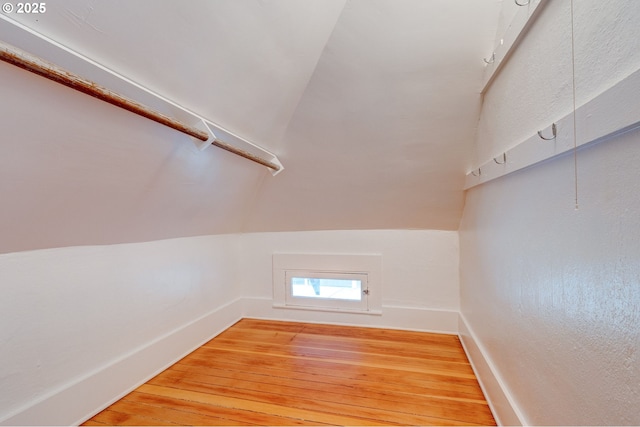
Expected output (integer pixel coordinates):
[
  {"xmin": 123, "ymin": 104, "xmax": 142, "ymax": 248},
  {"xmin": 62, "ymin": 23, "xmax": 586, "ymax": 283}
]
[
  {"xmin": 272, "ymin": 254, "xmax": 382, "ymax": 315},
  {"xmin": 291, "ymin": 277, "xmax": 362, "ymax": 300},
  {"xmin": 285, "ymin": 271, "xmax": 368, "ymax": 311}
]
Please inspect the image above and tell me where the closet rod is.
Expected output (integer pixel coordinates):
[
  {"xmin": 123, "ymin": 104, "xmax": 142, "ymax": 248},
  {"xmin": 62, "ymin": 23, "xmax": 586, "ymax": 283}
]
[{"xmin": 0, "ymin": 40, "xmax": 281, "ymax": 172}]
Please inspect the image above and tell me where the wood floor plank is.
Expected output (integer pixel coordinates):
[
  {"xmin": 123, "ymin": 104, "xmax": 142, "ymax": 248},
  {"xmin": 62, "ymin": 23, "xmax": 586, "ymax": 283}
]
[
  {"xmin": 183, "ymin": 347, "xmax": 483, "ymax": 395},
  {"xmin": 173, "ymin": 353, "xmax": 486, "ymax": 399},
  {"xmin": 82, "ymin": 319, "xmax": 495, "ymax": 426},
  {"xmin": 204, "ymin": 337, "xmax": 472, "ymax": 372},
  {"xmin": 218, "ymin": 327, "xmax": 469, "ymax": 361},
  {"xmin": 234, "ymin": 319, "xmax": 463, "ymax": 348},
  {"xmin": 90, "ymin": 409, "xmax": 179, "ymax": 426},
  {"xmin": 81, "ymin": 421, "xmax": 108, "ymax": 426},
  {"xmin": 107, "ymin": 398, "xmax": 251, "ymax": 426},
  {"xmin": 169, "ymin": 363, "xmax": 488, "ymax": 404},
  {"xmin": 124, "ymin": 391, "xmax": 328, "ymax": 426},
  {"xmin": 139, "ymin": 384, "xmax": 400, "ymax": 426},
  {"xmin": 194, "ymin": 345, "xmax": 476, "ymax": 381},
  {"xmin": 157, "ymin": 366, "xmax": 495, "ymax": 425}
]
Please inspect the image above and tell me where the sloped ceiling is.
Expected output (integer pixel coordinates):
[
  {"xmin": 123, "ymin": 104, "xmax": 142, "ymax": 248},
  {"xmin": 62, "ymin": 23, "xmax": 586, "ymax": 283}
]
[{"xmin": 0, "ymin": 0, "xmax": 499, "ymax": 253}]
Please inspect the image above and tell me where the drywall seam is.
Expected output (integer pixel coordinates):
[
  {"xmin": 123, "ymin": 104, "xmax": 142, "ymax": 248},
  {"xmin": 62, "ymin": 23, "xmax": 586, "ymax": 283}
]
[
  {"xmin": 458, "ymin": 313, "xmax": 526, "ymax": 426},
  {"xmin": 271, "ymin": 0, "xmax": 347, "ymax": 146},
  {"xmin": 242, "ymin": 297, "xmax": 459, "ymax": 334},
  {"xmin": 0, "ymin": 298, "xmax": 244, "ymax": 426},
  {"xmin": 237, "ymin": 0, "xmax": 347, "ymax": 228}
]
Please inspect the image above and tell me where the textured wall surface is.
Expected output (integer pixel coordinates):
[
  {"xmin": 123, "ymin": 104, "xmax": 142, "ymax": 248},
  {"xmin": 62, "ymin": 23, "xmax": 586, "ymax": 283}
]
[
  {"xmin": 476, "ymin": 0, "xmax": 640, "ymax": 164},
  {"xmin": 0, "ymin": 229, "xmax": 461, "ymax": 422},
  {"xmin": 461, "ymin": 0, "xmax": 640, "ymax": 424},
  {"xmin": 239, "ymin": 229, "xmax": 460, "ymax": 331},
  {"xmin": 240, "ymin": 229, "xmax": 459, "ymax": 309},
  {"xmin": 0, "ymin": 235, "xmax": 240, "ymax": 422},
  {"xmin": 0, "ymin": 0, "xmax": 499, "ymax": 256}
]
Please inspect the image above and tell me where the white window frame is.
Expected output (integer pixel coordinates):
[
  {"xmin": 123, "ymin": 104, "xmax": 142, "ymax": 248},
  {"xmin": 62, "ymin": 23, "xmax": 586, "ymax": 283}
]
[
  {"xmin": 273, "ymin": 253, "xmax": 382, "ymax": 315},
  {"xmin": 285, "ymin": 270, "xmax": 369, "ymax": 311}
]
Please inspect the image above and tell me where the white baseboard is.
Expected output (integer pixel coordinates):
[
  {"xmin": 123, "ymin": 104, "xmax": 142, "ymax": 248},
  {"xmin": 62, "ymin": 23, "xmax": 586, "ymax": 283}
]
[
  {"xmin": 0, "ymin": 297, "xmax": 515, "ymax": 427},
  {"xmin": 0, "ymin": 298, "xmax": 243, "ymax": 426},
  {"xmin": 458, "ymin": 313, "xmax": 525, "ymax": 426},
  {"xmin": 242, "ymin": 297, "xmax": 459, "ymax": 334}
]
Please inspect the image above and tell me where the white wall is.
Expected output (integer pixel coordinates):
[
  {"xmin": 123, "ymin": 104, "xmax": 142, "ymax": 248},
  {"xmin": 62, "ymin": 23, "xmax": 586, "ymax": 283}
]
[
  {"xmin": 242, "ymin": 0, "xmax": 500, "ymax": 233},
  {"xmin": 0, "ymin": 1, "xmax": 346, "ymax": 254},
  {"xmin": 0, "ymin": 235, "xmax": 242, "ymax": 425},
  {"xmin": 0, "ymin": 229, "xmax": 461, "ymax": 424},
  {"xmin": 239, "ymin": 230, "xmax": 460, "ymax": 332},
  {"xmin": 460, "ymin": 1, "xmax": 640, "ymax": 425},
  {"xmin": 1, "ymin": 0, "xmax": 499, "ymax": 250}
]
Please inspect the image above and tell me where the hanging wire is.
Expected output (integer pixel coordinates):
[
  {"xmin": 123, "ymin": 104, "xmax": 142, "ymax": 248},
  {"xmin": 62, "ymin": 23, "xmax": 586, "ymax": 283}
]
[{"xmin": 570, "ymin": 0, "xmax": 579, "ymax": 210}]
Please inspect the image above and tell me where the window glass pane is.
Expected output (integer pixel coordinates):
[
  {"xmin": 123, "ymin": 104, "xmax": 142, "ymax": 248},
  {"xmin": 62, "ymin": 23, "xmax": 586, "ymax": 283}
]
[{"xmin": 291, "ymin": 277, "xmax": 362, "ymax": 301}]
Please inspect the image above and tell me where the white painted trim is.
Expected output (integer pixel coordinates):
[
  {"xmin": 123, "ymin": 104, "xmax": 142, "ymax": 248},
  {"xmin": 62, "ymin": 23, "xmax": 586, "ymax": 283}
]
[
  {"xmin": 481, "ymin": 0, "xmax": 548, "ymax": 93},
  {"xmin": 271, "ymin": 303, "xmax": 383, "ymax": 316},
  {"xmin": 467, "ymin": 65, "xmax": 640, "ymax": 189},
  {"xmin": 0, "ymin": 298, "xmax": 244, "ymax": 426},
  {"xmin": 0, "ymin": 14, "xmax": 282, "ymax": 173},
  {"xmin": 284, "ymin": 271, "xmax": 369, "ymax": 312},
  {"xmin": 0, "ymin": 297, "xmax": 457, "ymax": 425},
  {"xmin": 244, "ymin": 297, "xmax": 459, "ymax": 334},
  {"xmin": 272, "ymin": 253, "xmax": 383, "ymax": 314},
  {"xmin": 458, "ymin": 313, "xmax": 526, "ymax": 426}
]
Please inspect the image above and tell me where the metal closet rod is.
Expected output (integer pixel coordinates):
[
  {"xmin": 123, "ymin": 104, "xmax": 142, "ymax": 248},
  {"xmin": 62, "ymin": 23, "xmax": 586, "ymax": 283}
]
[{"xmin": 0, "ymin": 40, "xmax": 281, "ymax": 172}]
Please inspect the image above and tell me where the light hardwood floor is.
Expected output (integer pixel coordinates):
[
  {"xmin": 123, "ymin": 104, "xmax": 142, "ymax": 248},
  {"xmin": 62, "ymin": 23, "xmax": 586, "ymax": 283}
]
[{"xmin": 83, "ymin": 318, "xmax": 495, "ymax": 426}]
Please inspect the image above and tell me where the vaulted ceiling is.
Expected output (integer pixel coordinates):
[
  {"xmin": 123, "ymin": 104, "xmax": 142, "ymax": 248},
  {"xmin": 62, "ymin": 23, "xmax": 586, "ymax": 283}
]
[{"xmin": 0, "ymin": 0, "xmax": 500, "ymax": 253}]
